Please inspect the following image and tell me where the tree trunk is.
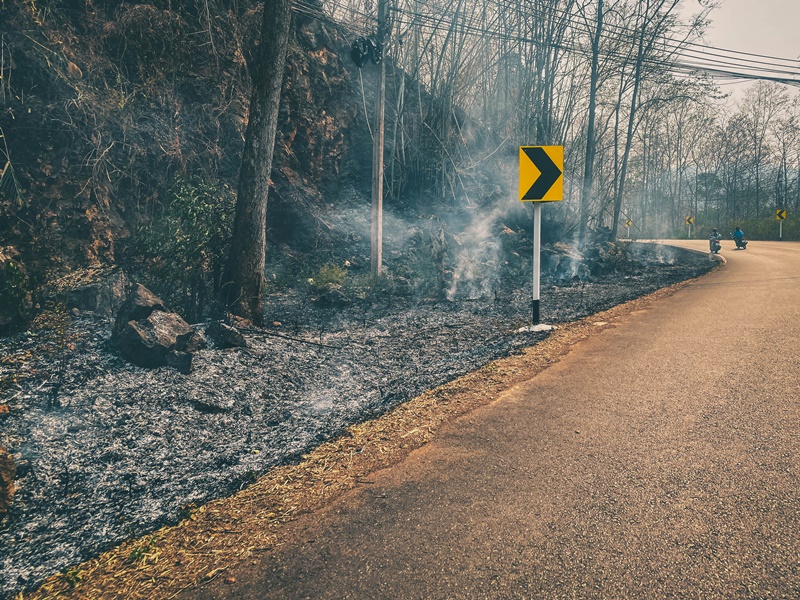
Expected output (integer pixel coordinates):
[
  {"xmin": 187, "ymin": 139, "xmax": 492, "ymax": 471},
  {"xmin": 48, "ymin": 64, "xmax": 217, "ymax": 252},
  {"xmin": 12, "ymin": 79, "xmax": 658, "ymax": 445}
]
[
  {"xmin": 579, "ymin": 0, "xmax": 603, "ymax": 248},
  {"xmin": 221, "ymin": 0, "xmax": 293, "ymax": 325}
]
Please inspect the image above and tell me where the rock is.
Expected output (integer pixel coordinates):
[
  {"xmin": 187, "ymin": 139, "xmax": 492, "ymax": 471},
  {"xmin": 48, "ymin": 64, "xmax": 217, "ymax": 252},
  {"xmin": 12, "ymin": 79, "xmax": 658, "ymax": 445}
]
[
  {"xmin": 314, "ymin": 283, "xmax": 349, "ymax": 306},
  {"xmin": 206, "ymin": 322, "xmax": 247, "ymax": 349},
  {"xmin": 113, "ymin": 283, "xmax": 167, "ymax": 337},
  {"xmin": 0, "ymin": 404, "xmax": 9, "ymax": 418},
  {"xmin": 67, "ymin": 270, "xmax": 128, "ymax": 318},
  {"xmin": 117, "ymin": 310, "xmax": 195, "ymax": 369},
  {"xmin": 181, "ymin": 328, "xmax": 207, "ymax": 353},
  {"xmin": 113, "ymin": 283, "xmax": 206, "ymax": 373},
  {"xmin": 0, "ymin": 447, "xmax": 15, "ymax": 517}
]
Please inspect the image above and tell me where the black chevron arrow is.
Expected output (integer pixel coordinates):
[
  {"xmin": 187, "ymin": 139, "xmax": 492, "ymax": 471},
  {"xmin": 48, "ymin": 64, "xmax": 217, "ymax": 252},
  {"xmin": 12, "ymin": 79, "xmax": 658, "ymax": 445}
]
[{"xmin": 522, "ymin": 147, "xmax": 562, "ymax": 200}]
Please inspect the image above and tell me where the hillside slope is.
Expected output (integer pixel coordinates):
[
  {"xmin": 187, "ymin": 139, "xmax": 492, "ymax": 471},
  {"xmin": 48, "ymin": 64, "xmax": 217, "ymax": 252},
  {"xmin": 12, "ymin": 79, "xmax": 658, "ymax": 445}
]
[{"xmin": 1, "ymin": 0, "xmax": 369, "ymax": 316}]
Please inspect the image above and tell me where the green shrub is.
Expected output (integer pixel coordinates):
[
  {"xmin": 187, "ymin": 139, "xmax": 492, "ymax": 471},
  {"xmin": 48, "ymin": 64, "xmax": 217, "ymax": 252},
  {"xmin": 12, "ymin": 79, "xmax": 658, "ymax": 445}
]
[
  {"xmin": 308, "ymin": 262, "xmax": 347, "ymax": 294},
  {"xmin": 134, "ymin": 178, "xmax": 234, "ymax": 321}
]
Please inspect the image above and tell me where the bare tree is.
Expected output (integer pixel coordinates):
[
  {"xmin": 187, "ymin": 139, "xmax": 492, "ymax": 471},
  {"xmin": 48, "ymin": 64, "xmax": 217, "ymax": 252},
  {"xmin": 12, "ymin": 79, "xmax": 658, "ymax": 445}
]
[
  {"xmin": 221, "ymin": 0, "xmax": 294, "ymax": 325},
  {"xmin": 739, "ymin": 82, "xmax": 789, "ymax": 217}
]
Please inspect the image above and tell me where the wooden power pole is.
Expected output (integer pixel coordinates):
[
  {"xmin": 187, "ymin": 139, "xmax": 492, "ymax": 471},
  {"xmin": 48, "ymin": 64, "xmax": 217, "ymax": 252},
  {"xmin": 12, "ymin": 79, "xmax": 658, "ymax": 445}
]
[{"xmin": 370, "ymin": 0, "xmax": 388, "ymax": 276}]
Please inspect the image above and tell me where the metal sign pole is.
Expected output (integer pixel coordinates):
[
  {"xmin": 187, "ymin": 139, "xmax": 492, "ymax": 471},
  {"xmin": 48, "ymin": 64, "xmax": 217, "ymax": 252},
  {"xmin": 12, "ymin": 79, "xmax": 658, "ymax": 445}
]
[
  {"xmin": 520, "ymin": 145, "xmax": 561, "ymax": 331},
  {"xmin": 780, "ymin": 219, "xmax": 783, "ymax": 240},
  {"xmin": 532, "ymin": 202, "xmax": 542, "ymax": 325}
]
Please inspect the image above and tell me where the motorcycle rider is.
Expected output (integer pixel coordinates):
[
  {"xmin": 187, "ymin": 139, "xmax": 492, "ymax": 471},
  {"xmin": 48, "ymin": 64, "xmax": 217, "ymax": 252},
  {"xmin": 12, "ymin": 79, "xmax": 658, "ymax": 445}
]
[
  {"xmin": 709, "ymin": 227, "xmax": 722, "ymax": 253},
  {"xmin": 733, "ymin": 226, "xmax": 745, "ymax": 248}
]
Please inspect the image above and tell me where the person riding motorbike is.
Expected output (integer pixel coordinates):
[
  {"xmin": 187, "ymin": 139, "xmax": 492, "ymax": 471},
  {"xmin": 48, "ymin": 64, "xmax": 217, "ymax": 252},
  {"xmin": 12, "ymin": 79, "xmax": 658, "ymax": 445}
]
[
  {"xmin": 709, "ymin": 228, "xmax": 722, "ymax": 253},
  {"xmin": 732, "ymin": 226, "xmax": 747, "ymax": 249}
]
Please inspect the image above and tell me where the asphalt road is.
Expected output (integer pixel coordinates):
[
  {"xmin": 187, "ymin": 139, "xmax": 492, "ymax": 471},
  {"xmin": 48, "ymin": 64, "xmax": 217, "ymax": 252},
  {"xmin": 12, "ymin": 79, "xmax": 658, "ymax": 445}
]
[{"xmin": 192, "ymin": 240, "xmax": 800, "ymax": 599}]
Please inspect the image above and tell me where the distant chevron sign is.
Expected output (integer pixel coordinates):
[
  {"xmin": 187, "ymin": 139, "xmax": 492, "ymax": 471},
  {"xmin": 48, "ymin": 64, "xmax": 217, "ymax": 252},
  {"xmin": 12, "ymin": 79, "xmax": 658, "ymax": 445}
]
[{"xmin": 519, "ymin": 146, "xmax": 563, "ymax": 202}]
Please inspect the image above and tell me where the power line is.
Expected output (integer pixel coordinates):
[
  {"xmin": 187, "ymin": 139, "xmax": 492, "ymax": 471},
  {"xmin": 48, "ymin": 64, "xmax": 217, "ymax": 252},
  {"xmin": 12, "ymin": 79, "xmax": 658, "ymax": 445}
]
[
  {"xmin": 473, "ymin": 0, "xmax": 800, "ymax": 73},
  {"xmin": 384, "ymin": 1, "xmax": 800, "ymax": 87}
]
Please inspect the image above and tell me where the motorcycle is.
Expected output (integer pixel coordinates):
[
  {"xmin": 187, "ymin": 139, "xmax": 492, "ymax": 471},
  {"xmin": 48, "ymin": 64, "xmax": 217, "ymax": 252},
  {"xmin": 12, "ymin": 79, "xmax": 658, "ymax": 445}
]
[
  {"xmin": 733, "ymin": 236, "xmax": 748, "ymax": 250},
  {"xmin": 709, "ymin": 237, "xmax": 721, "ymax": 254}
]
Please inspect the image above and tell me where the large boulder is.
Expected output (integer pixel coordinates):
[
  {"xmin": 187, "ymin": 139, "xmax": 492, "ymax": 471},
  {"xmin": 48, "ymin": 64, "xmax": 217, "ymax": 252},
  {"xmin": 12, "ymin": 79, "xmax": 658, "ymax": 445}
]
[
  {"xmin": 113, "ymin": 283, "xmax": 167, "ymax": 337},
  {"xmin": 114, "ymin": 284, "xmax": 205, "ymax": 373},
  {"xmin": 0, "ymin": 447, "xmax": 15, "ymax": 518},
  {"xmin": 66, "ymin": 270, "xmax": 128, "ymax": 318}
]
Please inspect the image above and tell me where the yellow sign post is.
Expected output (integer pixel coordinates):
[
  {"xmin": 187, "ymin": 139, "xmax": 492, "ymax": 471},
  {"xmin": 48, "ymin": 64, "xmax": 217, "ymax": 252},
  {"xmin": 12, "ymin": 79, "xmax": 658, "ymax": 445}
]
[
  {"xmin": 519, "ymin": 146, "xmax": 564, "ymax": 326},
  {"xmin": 624, "ymin": 219, "xmax": 633, "ymax": 239},
  {"xmin": 685, "ymin": 216, "xmax": 694, "ymax": 237},
  {"xmin": 777, "ymin": 209, "xmax": 787, "ymax": 239}
]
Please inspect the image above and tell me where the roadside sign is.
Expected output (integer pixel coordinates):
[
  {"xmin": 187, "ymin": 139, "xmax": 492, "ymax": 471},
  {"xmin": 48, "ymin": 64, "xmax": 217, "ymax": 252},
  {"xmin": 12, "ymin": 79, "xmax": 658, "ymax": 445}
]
[
  {"xmin": 777, "ymin": 208, "xmax": 787, "ymax": 239},
  {"xmin": 519, "ymin": 146, "xmax": 563, "ymax": 202},
  {"xmin": 625, "ymin": 219, "xmax": 633, "ymax": 228},
  {"xmin": 519, "ymin": 145, "xmax": 562, "ymax": 327},
  {"xmin": 685, "ymin": 216, "xmax": 694, "ymax": 225}
]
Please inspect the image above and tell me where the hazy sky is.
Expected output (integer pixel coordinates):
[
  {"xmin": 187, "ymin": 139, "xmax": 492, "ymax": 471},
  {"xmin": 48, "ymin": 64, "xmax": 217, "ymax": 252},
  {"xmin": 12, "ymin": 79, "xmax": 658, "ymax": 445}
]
[
  {"xmin": 684, "ymin": 0, "xmax": 800, "ymax": 97},
  {"xmin": 698, "ymin": 0, "xmax": 800, "ymax": 59}
]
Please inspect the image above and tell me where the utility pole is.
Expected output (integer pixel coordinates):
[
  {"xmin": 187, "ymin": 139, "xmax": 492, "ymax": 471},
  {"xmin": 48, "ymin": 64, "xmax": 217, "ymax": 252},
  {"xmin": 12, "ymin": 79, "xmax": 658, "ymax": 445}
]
[{"xmin": 370, "ymin": 0, "xmax": 388, "ymax": 276}]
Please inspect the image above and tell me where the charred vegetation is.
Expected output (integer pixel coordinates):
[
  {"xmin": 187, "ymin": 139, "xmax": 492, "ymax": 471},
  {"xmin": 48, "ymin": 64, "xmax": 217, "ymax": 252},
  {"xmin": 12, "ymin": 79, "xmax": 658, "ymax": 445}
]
[{"xmin": 0, "ymin": 1, "xmax": 723, "ymax": 597}]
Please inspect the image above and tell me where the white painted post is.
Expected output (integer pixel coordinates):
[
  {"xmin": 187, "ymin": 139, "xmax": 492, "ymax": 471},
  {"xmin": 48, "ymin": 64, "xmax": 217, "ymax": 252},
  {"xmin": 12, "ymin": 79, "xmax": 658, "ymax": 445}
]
[
  {"xmin": 780, "ymin": 219, "xmax": 783, "ymax": 240},
  {"xmin": 370, "ymin": 0, "xmax": 388, "ymax": 276},
  {"xmin": 532, "ymin": 202, "xmax": 542, "ymax": 324}
]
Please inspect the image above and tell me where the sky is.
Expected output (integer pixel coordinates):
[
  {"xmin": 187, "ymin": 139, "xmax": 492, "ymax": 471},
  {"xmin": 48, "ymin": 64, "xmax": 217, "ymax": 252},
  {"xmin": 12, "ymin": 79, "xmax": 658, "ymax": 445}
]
[
  {"xmin": 684, "ymin": 0, "xmax": 800, "ymax": 97},
  {"xmin": 699, "ymin": 0, "xmax": 800, "ymax": 58}
]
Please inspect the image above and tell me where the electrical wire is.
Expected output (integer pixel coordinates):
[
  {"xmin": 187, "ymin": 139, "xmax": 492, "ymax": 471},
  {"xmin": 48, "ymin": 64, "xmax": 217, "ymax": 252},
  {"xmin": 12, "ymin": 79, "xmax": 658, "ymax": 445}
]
[
  {"xmin": 384, "ymin": 1, "xmax": 800, "ymax": 87},
  {"xmin": 377, "ymin": 0, "xmax": 800, "ymax": 86}
]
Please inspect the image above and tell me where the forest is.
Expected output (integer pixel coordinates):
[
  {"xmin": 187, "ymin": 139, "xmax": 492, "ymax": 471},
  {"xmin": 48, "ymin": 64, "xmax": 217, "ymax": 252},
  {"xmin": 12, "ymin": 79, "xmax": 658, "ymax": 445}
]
[
  {"xmin": 1, "ymin": 0, "xmax": 800, "ymax": 329},
  {"xmin": 1, "ymin": 0, "xmax": 799, "ymax": 596}
]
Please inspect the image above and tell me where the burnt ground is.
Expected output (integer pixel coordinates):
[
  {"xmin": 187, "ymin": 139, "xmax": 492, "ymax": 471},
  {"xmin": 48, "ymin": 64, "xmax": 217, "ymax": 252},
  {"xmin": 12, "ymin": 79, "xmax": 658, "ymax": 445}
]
[{"xmin": 0, "ymin": 243, "xmax": 712, "ymax": 597}]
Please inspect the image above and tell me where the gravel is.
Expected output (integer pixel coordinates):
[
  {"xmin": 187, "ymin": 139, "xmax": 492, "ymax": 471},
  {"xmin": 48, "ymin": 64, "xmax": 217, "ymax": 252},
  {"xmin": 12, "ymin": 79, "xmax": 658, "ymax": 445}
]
[{"xmin": 0, "ymin": 242, "xmax": 712, "ymax": 597}]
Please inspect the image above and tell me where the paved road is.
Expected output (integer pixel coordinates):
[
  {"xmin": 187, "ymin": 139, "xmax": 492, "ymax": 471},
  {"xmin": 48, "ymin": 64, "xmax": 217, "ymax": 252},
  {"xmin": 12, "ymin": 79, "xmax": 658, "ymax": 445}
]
[{"xmin": 192, "ymin": 241, "xmax": 800, "ymax": 599}]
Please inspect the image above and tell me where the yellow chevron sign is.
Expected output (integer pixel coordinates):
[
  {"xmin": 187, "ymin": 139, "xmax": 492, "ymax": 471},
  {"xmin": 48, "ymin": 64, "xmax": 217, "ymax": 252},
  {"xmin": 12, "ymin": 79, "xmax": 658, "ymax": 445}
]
[
  {"xmin": 519, "ymin": 146, "xmax": 564, "ymax": 202},
  {"xmin": 776, "ymin": 209, "xmax": 787, "ymax": 220}
]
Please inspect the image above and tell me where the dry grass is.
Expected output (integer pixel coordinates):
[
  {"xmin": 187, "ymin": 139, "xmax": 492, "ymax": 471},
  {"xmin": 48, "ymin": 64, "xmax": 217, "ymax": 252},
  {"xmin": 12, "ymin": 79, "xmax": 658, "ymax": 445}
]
[{"xmin": 24, "ymin": 278, "xmax": 698, "ymax": 600}]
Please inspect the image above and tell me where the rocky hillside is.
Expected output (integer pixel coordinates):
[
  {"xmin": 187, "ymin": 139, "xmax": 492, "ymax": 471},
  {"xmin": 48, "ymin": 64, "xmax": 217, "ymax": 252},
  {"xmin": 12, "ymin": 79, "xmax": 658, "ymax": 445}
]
[{"xmin": 1, "ymin": 0, "xmax": 376, "ymax": 324}]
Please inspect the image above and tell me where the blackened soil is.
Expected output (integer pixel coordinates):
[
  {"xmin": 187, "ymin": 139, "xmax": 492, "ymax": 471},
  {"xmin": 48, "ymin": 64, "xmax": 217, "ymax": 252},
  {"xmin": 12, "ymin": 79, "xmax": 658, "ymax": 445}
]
[{"xmin": 0, "ymin": 244, "xmax": 712, "ymax": 597}]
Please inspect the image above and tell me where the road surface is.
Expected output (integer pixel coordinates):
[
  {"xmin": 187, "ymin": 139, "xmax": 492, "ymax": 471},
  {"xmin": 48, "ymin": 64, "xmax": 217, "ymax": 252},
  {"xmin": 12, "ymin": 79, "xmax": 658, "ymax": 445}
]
[{"xmin": 189, "ymin": 240, "xmax": 800, "ymax": 599}]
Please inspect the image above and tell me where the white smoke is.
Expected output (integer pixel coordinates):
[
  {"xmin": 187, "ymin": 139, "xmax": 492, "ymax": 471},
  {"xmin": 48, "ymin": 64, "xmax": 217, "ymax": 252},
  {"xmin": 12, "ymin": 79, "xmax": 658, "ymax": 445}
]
[{"xmin": 446, "ymin": 191, "xmax": 527, "ymax": 300}]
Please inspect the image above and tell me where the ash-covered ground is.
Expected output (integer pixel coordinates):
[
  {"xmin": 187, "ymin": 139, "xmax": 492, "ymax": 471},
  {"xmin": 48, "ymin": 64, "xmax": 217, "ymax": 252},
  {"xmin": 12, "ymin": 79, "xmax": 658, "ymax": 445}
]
[{"xmin": 0, "ymin": 243, "xmax": 712, "ymax": 597}]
